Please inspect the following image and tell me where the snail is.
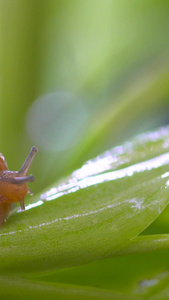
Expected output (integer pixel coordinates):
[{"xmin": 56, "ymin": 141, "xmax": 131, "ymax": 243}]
[{"xmin": 0, "ymin": 146, "xmax": 38, "ymax": 226}]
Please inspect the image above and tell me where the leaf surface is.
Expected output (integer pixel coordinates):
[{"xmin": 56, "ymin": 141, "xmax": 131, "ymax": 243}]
[{"xmin": 1, "ymin": 126, "xmax": 169, "ymax": 274}]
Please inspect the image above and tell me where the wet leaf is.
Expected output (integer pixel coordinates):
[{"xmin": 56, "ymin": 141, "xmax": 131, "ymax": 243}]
[{"xmin": 1, "ymin": 126, "xmax": 169, "ymax": 274}]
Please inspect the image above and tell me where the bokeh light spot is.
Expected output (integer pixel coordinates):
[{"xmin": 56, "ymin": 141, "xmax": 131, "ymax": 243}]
[{"xmin": 26, "ymin": 91, "xmax": 88, "ymax": 152}]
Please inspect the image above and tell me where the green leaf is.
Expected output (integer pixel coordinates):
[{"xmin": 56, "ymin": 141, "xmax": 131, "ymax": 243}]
[
  {"xmin": 0, "ymin": 274, "xmax": 141, "ymax": 300},
  {"xmin": 114, "ymin": 234, "xmax": 169, "ymax": 255},
  {"xmin": 1, "ymin": 126, "xmax": 169, "ymax": 274},
  {"xmin": 34, "ymin": 249, "xmax": 169, "ymax": 300}
]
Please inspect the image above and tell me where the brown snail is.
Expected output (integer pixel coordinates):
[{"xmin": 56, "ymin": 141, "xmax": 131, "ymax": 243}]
[{"xmin": 0, "ymin": 146, "xmax": 38, "ymax": 226}]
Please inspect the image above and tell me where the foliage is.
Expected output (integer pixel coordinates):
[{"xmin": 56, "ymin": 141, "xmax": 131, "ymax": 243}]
[{"xmin": 1, "ymin": 1, "xmax": 169, "ymax": 299}]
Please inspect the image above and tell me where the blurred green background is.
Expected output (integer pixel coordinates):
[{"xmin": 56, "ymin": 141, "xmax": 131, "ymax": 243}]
[
  {"xmin": 1, "ymin": 1, "xmax": 169, "ymax": 299},
  {"xmin": 1, "ymin": 0, "xmax": 169, "ymax": 192}
]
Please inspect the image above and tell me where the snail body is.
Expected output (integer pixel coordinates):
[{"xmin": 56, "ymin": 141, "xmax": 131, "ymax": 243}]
[{"xmin": 0, "ymin": 147, "xmax": 38, "ymax": 226}]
